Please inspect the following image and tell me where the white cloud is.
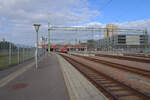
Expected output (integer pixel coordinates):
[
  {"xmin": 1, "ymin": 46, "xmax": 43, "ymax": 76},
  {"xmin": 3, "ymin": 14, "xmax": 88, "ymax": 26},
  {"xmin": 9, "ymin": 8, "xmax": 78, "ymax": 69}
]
[
  {"xmin": 83, "ymin": 20, "xmax": 150, "ymax": 32},
  {"xmin": 0, "ymin": 0, "xmax": 98, "ymax": 25},
  {"xmin": 83, "ymin": 22, "xmax": 105, "ymax": 28},
  {"xmin": 117, "ymin": 20, "xmax": 150, "ymax": 30},
  {"xmin": 0, "ymin": 0, "xmax": 100, "ymax": 45}
]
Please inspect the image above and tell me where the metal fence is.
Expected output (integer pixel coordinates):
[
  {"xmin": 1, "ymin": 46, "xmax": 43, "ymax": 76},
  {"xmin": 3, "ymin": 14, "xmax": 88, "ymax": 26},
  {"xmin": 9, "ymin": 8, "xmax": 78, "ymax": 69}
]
[{"xmin": 0, "ymin": 41, "xmax": 45, "ymax": 70}]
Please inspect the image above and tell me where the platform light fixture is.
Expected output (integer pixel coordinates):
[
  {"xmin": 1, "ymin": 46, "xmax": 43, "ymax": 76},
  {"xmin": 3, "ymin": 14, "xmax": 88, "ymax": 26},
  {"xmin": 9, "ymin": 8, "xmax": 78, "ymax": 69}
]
[{"xmin": 33, "ymin": 24, "xmax": 41, "ymax": 69}]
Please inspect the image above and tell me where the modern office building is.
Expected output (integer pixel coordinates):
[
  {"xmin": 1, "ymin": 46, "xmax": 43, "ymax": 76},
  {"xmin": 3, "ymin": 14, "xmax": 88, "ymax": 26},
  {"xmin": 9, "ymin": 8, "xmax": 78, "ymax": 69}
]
[
  {"xmin": 104, "ymin": 24, "xmax": 118, "ymax": 38},
  {"xmin": 97, "ymin": 34, "xmax": 149, "ymax": 53}
]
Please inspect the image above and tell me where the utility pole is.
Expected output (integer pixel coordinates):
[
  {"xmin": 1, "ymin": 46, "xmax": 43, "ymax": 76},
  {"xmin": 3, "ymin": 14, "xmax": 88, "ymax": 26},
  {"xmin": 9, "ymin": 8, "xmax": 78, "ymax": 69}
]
[
  {"xmin": 48, "ymin": 22, "xmax": 51, "ymax": 54},
  {"xmin": 144, "ymin": 28, "xmax": 148, "ymax": 55}
]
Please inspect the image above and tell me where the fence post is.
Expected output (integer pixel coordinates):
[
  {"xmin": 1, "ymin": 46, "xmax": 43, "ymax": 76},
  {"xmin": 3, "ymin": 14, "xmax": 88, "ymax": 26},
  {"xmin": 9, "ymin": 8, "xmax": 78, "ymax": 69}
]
[
  {"xmin": 9, "ymin": 42, "xmax": 11, "ymax": 65},
  {"xmin": 18, "ymin": 47, "xmax": 20, "ymax": 64},
  {"xmin": 23, "ymin": 47, "xmax": 24, "ymax": 62}
]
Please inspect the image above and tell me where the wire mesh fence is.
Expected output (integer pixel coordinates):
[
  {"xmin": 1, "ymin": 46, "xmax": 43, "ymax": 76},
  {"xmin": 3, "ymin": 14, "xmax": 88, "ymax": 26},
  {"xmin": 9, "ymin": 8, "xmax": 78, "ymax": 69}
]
[
  {"xmin": 0, "ymin": 40, "xmax": 45, "ymax": 70},
  {"xmin": 0, "ymin": 41, "xmax": 33, "ymax": 70},
  {"xmin": 0, "ymin": 23, "xmax": 48, "ymax": 71}
]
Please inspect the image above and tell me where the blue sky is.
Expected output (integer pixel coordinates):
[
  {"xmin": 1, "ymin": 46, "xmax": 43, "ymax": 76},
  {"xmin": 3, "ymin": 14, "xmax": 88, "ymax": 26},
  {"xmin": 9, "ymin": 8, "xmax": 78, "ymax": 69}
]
[{"xmin": 87, "ymin": 0, "xmax": 150, "ymax": 23}]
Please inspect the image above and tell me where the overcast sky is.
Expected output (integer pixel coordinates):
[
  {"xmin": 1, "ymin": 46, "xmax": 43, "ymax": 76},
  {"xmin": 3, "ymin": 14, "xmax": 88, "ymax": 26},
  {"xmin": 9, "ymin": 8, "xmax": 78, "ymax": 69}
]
[{"xmin": 0, "ymin": 0, "xmax": 150, "ymax": 45}]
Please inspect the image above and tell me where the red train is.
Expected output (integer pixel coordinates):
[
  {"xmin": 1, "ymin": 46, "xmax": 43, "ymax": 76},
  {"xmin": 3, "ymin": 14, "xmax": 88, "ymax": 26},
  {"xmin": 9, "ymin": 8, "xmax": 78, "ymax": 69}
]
[{"xmin": 60, "ymin": 47, "xmax": 68, "ymax": 53}]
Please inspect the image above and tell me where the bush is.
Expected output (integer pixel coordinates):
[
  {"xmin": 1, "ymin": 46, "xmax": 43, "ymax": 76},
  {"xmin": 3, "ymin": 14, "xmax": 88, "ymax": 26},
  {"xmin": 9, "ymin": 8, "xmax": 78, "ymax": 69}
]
[{"xmin": 0, "ymin": 41, "xmax": 17, "ymax": 50}]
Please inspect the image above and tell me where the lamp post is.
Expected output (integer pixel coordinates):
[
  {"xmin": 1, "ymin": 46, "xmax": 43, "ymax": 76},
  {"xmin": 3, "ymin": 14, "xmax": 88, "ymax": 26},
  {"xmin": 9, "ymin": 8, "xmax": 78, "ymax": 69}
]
[{"xmin": 33, "ymin": 24, "xmax": 40, "ymax": 69}]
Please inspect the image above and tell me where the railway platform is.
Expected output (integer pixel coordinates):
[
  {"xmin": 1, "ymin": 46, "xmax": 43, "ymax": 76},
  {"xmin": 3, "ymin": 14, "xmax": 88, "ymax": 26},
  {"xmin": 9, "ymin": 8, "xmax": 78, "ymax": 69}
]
[
  {"xmin": 0, "ymin": 53, "xmax": 107, "ymax": 100},
  {"xmin": 0, "ymin": 54, "xmax": 69, "ymax": 100}
]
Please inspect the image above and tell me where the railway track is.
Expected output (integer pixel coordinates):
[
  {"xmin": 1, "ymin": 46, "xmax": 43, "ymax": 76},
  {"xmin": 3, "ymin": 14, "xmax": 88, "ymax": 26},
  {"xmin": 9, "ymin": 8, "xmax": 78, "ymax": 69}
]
[
  {"xmin": 72, "ymin": 54, "xmax": 150, "ymax": 78},
  {"xmin": 123, "ymin": 53, "xmax": 150, "ymax": 58},
  {"xmin": 60, "ymin": 54, "xmax": 150, "ymax": 100},
  {"xmin": 95, "ymin": 54, "xmax": 150, "ymax": 63}
]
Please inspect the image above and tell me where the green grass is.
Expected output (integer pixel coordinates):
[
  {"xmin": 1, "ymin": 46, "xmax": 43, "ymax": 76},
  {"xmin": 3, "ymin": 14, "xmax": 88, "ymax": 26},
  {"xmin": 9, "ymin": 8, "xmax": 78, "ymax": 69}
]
[
  {"xmin": 0, "ymin": 51, "xmax": 34, "ymax": 71},
  {"xmin": 0, "ymin": 56, "xmax": 9, "ymax": 70},
  {"xmin": 0, "ymin": 51, "xmax": 9, "ymax": 55},
  {"xmin": 0, "ymin": 51, "xmax": 18, "ymax": 56}
]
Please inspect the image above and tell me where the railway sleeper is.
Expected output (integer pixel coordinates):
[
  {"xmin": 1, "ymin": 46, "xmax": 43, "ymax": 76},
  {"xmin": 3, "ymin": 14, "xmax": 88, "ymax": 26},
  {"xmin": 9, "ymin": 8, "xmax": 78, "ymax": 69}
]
[
  {"xmin": 95, "ymin": 79, "xmax": 111, "ymax": 82},
  {"xmin": 103, "ymin": 84, "xmax": 120, "ymax": 88},
  {"xmin": 90, "ymin": 77, "xmax": 106, "ymax": 80},
  {"xmin": 86, "ymin": 73, "xmax": 98, "ymax": 76},
  {"xmin": 108, "ymin": 88, "xmax": 127, "ymax": 92},
  {"xmin": 115, "ymin": 93, "xmax": 135, "ymax": 97},
  {"xmin": 99, "ymin": 81, "xmax": 114, "ymax": 84},
  {"xmin": 89, "ymin": 76, "xmax": 102, "ymax": 78}
]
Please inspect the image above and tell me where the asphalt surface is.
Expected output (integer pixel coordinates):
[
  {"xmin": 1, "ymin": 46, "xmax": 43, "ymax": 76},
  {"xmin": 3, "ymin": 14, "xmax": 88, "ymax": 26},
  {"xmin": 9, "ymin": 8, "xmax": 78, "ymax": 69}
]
[{"xmin": 0, "ymin": 54, "xmax": 70, "ymax": 100}]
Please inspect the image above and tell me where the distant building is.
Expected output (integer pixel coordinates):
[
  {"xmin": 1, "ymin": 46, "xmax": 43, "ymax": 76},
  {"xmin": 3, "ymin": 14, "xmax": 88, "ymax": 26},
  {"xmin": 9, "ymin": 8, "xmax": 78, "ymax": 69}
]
[
  {"xmin": 149, "ymin": 34, "xmax": 150, "ymax": 43},
  {"xmin": 98, "ymin": 34, "xmax": 149, "ymax": 53},
  {"xmin": 104, "ymin": 24, "xmax": 118, "ymax": 38}
]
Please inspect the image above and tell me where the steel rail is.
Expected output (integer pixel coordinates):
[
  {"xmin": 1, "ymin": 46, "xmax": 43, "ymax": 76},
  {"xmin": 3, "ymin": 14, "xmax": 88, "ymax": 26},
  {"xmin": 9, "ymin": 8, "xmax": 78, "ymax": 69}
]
[
  {"xmin": 95, "ymin": 54, "xmax": 150, "ymax": 63},
  {"xmin": 72, "ymin": 54, "xmax": 150, "ymax": 78}
]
